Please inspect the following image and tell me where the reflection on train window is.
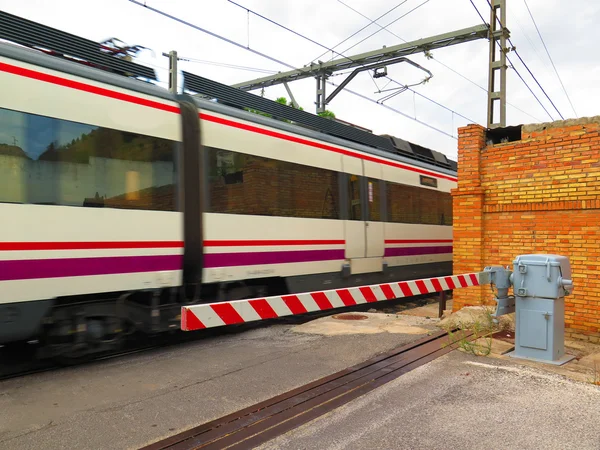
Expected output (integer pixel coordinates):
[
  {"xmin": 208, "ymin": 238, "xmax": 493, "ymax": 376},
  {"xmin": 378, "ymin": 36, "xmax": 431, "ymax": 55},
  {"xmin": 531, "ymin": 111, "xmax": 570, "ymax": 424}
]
[
  {"xmin": 206, "ymin": 147, "xmax": 340, "ymax": 219},
  {"xmin": 367, "ymin": 178, "xmax": 382, "ymax": 222},
  {"xmin": 347, "ymin": 174, "xmax": 362, "ymax": 221},
  {"xmin": 386, "ymin": 181, "xmax": 452, "ymax": 225},
  {"xmin": 0, "ymin": 107, "xmax": 176, "ymax": 211}
]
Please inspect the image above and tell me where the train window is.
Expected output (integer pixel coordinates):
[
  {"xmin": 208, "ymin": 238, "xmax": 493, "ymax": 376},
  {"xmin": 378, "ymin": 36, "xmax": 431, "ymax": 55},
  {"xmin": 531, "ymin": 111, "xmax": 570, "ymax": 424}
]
[
  {"xmin": 347, "ymin": 175, "xmax": 362, "ymax": 220},
  {"xmin": 206, "ymin": 147, "xmax": 340, "ymax": 219},
  {"xmin": 367, "ymin": 178, "xmax": 382, "ymax": 222},
  {"xmin": 0, "ymin": 107, "xmax": 176, "ymax": 211},
  {"xmin": 386, "ymin": 181, "xmax": 452, "ymax": 225}
]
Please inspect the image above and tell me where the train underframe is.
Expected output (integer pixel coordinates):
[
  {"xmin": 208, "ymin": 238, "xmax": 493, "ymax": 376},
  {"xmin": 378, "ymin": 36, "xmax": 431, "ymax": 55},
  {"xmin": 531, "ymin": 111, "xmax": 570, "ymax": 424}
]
[{"xmin": 2, "ymin": 261, "xmax": 452, "ymax": 362}]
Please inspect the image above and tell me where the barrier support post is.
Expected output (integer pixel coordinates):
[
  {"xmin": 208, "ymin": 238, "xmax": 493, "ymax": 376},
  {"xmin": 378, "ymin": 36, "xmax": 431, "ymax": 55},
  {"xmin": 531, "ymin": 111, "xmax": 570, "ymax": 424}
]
[{"xmin": 438, "ymin": 291, "xmax": 447, "ymax": 318}]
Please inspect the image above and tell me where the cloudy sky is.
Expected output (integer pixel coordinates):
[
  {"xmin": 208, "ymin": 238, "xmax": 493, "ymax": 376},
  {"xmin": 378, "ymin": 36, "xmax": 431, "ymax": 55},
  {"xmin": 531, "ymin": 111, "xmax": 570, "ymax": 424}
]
[{"xmin": 2, "ymin": 0, "xmax": 598, "ymax": 160}]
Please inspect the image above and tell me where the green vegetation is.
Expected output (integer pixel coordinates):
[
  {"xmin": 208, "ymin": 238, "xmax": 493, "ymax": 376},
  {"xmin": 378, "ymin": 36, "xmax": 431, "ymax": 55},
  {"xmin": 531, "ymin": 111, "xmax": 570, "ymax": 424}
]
[
  {"xmin": 244, "ymin": 96, "xmax": 335, "ymax": 122},
  {"xmin": 317, "ymin": 109, "xmax": 336, "ymax": 119},
  {"xmin": 442, "ymin": 309, "xmax": 499, "ymax": 357}
]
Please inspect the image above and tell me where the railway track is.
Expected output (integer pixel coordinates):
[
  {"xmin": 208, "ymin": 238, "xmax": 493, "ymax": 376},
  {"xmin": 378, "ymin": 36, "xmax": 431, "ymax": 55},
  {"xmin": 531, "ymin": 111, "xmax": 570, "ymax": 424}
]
[
  {"xmin": 0, "ymin": 323, "xmax": 263, "ymax": 382},
  {"xmin": 0, "ymin": 293, "xmax": 448, "ymax": 381},
  {"xmin": 140, "ymin": 328, "xmax": 472, "ymax": 450}
]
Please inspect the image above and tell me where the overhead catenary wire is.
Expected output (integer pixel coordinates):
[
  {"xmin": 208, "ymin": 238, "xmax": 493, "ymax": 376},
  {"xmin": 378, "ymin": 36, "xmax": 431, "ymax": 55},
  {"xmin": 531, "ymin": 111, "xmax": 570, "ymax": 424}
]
[
  {"xmin": 508, "ymin": 9, "xmax": 554, "ymax": 78},
  {"xmin": 334, "ymin": 0, "xmax": 542, "ymax": 122},
  {"xmin": 468, "ymin": 0, "xmax": 555, "ymax": 121},
  {"xmin": 177, "ymin": 56, "xmax": 278, "ymax": 74},
  {"xmin": 128, "ymin": 0, "xmax": 459, "ymax": 141},
  {"xmin": 338, "ymin": 81, "xmax": 457, "ymax": 140},
  {"xmin": 523, "ymin": 0, "xmax": 577, "ymax": 117},
  {"xmin": 225, "ymin": 0, "xmax": 478, "ymax": 124},
  {"xmin": 311, "ymin": 0, "xmax": 410, "ymax": 63},
  {"xmin": 129, "ymin": 0, "xmax": 293, "ymax": 70},
  {"xmin": 335, "ymin": 0, "xmax": 433, "ymax": 57}
]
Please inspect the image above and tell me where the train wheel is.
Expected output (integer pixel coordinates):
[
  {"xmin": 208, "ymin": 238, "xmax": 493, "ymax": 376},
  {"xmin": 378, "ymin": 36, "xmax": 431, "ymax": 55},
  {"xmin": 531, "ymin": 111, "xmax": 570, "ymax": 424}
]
[{"xmin": 44, "ymin": 315, "xmax": 127, "ymax": 366}]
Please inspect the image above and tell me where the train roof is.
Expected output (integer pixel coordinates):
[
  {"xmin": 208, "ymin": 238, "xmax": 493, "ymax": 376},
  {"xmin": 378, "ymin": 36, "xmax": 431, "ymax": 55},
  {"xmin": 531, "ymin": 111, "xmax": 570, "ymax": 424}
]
[
  {"xmin": 191, "ymin": 94, "xmax": 457, "ymax": 178},
  {"xmin": 184, "ymin": 71, "xmax": 457, "ymax": 173},
  {"xmin": 0, "ymin": 10, "xmax": 457, "ymax": 177}
]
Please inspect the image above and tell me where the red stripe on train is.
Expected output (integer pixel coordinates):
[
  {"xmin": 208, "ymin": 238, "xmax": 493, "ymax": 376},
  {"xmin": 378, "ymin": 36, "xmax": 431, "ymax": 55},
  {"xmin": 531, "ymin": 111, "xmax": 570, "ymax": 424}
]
[
  {"xmin": 0, "ymin": 241, "xmax": 184, "ymax": 251},
  {"xmin": 0, "ymin": 62, "xmax": 180, "ymax": 114}
]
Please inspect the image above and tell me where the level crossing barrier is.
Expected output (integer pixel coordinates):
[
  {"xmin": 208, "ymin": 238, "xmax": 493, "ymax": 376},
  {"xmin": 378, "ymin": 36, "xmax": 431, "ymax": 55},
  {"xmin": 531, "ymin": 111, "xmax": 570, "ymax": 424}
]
[{"xmin": 181, "ymin": 272, "xmax": 490, "ymax": 331}]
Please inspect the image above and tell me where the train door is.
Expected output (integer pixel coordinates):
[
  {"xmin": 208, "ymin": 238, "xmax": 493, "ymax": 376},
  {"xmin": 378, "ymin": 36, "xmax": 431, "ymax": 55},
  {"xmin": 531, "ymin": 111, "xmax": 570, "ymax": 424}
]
[
  {"xmin": 342, "ymin": 156, "xmax": 384, "ymax": 274},
  {"xmin": 363, "ymin": 160, "xmax": 385, "ymax": 262}
]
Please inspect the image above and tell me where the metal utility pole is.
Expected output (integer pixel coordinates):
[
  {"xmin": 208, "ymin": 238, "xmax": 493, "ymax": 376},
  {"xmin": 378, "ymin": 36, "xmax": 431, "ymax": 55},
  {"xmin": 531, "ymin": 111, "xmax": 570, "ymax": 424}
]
[
  {"xmin": 230, "ymin": 25, "xmax": 490, "ymax": 114},
  {"xmin": 316, "ymin": 71, "xmax": 327, "ymax": 114},
  {"xmin": 165, "ymin": 50, "xmax": 178, "ymax": 94},
  {"xmin": 487, "ymin": 0, "xmax": 508, "ymax": 128}
]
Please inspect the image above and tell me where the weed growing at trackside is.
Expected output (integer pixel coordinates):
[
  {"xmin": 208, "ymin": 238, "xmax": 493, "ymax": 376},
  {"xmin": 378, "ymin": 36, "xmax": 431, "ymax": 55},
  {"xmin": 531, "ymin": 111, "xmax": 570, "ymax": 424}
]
[
  {"xmin": 442, "ymin": 309, "xmax": 500, "ymax": 357},
  {"xmin": 588, "ymin": 362, "xmax": 600, "ymax": 386}
]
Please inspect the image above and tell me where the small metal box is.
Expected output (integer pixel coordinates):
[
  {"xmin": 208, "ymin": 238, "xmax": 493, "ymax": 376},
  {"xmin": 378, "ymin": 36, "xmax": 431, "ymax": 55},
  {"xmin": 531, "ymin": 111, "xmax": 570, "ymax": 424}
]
[{"xmin": 512, "ymin": 254, "xmax": 573, "ymax": 299}]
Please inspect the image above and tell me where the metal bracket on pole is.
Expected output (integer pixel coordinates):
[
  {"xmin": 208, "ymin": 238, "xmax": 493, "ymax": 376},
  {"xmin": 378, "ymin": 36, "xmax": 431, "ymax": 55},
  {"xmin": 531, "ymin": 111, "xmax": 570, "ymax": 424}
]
[
  {"xmin": 164, "ymin": 50, "xmax": 178, "ymax": 94},
  {"xmin": 283, "ymin": 81, "xmax": 299, "ymax": 109},
  {"xmin": 231, "ymin": 25, "xmax": 488, "ymax": 114},
  {"xmin": 231, "ymin": 25, "xmax": 488, "ymax": 92},
  {"xmin": 487, "ymin": 0, "xmax": 509, "ymax": 128},
  {"xmin": 229, "ymin": 24, "xmax": 489, "ymax": 113},
  {"xmin": 316, "ymin": 70, "xmax": 328, "ymax": 114},
  {"xmin": 325, "ymin": 57, "xmax": 432, "ymax": 108}
]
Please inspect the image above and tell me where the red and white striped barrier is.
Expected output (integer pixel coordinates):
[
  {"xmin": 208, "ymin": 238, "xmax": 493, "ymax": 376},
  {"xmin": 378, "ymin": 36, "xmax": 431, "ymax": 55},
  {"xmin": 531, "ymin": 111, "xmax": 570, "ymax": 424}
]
[{"xmin": 181, "ymin": 272, "xmax": 486, "ymax": 331}]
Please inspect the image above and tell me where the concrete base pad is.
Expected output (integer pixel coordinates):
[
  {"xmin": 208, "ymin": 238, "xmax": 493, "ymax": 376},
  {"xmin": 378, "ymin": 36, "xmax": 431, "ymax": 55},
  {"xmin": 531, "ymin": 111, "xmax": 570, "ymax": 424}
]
[{"xmin": 508, "ymin": 351, "xmax": 577, "ymax": 366}]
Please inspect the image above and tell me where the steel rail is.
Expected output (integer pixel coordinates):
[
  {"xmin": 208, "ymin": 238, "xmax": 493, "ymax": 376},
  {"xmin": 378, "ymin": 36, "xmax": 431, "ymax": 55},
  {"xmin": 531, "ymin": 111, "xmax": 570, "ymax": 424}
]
[{"xmin": 141, "ymin": 328, "xmax": 473, "ymax": 450}]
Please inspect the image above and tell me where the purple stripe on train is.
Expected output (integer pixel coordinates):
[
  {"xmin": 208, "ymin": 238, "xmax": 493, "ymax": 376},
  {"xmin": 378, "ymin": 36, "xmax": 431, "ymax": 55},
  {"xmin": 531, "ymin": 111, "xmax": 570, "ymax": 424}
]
[
  {"xmin": 384, "ymin": 246, "xmax": 453, "ymax": 257},
  {"xmin": 0, "ymin": 246, "xmax": 452, "ymax": 281},
  {"xmin": 0, "ymin": 255, "xmax": 182, "ymax": 281},
  {"xmin": 203, "ymin": 249, "xmax": 345, "ymax": 268}
]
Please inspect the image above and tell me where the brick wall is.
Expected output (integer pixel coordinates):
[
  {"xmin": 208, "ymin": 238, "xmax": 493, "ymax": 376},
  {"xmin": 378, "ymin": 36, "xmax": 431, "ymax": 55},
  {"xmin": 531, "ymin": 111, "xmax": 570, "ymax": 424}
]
[{"xmin": 452, "ymin": 116, "xmax": 600, "ymax": 341}]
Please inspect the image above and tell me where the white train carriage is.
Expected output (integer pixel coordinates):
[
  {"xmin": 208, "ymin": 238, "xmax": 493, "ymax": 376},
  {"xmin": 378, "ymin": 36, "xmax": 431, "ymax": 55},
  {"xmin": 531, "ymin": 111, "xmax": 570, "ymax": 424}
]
[{"xmin": 0, "ymin": 36, "xmax": 456, "ymax": 359}]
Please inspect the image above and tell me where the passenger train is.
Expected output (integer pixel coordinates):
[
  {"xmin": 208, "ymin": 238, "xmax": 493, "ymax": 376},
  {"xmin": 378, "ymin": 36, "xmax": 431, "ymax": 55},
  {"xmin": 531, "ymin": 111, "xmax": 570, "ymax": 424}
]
[{"xmin": 0, "ymin": 37, "xmax": 457, "ymax": 360}]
